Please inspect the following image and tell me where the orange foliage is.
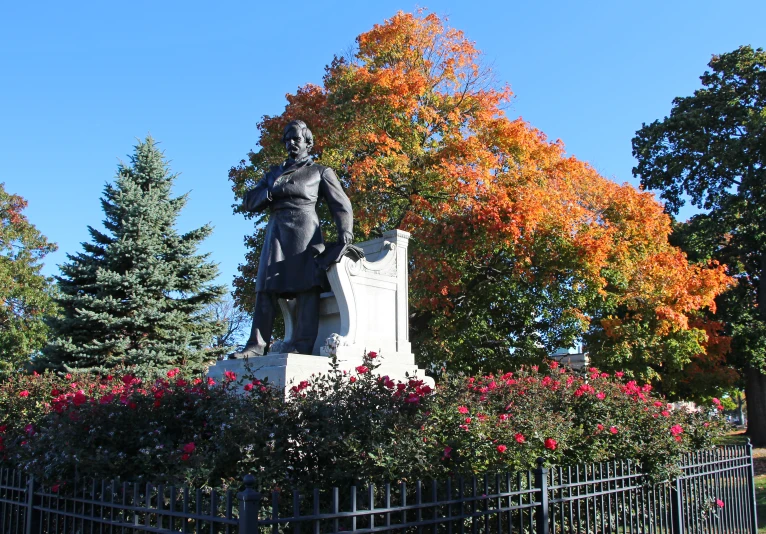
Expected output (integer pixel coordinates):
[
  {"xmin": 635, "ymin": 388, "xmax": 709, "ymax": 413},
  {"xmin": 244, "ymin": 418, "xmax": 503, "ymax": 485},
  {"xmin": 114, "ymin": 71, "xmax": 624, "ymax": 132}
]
[{"xmin": 229, "ymin": 11, "xmax": 733, "ymax": 377}]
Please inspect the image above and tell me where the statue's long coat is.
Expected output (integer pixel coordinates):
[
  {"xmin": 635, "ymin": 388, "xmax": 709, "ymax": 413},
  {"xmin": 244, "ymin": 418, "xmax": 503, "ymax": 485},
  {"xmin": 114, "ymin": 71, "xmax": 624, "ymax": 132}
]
[{"xmin": 243, "ymin": 158, "xmax": 353, "ymax": 295}]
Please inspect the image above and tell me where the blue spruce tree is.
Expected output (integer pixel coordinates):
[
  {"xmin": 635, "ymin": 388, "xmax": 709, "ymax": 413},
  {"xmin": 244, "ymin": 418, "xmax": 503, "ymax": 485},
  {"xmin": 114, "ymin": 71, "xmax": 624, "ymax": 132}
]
[{"xmin": 43, "ymin": 137, "xmax": 226, "ymax": 372}]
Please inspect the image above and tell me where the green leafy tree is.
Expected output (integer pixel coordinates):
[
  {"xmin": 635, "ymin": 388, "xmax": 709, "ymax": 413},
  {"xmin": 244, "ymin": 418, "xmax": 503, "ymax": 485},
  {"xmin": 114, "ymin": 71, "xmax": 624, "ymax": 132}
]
[
  {"xmin": 0, "ymin": 184, "xmax": 57, "ymax": 374},
  {"xmin": 42, "ymin": 137, "xmax": 226, "ymax": 373},
  {"xmin": 632, "ymin": 45, "xmax": 766, "ymax": 443}
]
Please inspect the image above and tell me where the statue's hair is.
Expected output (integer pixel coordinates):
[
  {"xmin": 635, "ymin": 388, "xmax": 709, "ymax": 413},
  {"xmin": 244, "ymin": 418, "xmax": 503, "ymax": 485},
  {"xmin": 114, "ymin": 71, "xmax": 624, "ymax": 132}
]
[{"xmin": 282, "ymin": 120, "xmax": 314, "ymax": 151}]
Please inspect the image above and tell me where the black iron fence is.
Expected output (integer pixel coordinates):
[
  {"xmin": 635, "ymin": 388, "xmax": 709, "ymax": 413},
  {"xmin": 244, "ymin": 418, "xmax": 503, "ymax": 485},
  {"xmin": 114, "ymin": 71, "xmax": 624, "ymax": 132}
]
[{"xmin": 0, "ymin": 444, "xmax": 757, "ymax": 534}]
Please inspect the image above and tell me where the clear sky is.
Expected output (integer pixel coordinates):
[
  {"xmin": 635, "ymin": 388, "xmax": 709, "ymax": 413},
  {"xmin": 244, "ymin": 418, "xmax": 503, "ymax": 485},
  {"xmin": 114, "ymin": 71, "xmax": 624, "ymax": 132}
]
[{"xmin": 2, "ymin": 0, "xmax": 764, "ymax": 291}]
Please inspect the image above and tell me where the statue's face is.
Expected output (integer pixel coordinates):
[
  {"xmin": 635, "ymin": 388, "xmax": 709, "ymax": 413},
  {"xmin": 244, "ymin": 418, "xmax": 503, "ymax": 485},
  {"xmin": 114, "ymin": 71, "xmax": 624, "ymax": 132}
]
[{"xmin": 284, "ymin": 126, "xmax": 308, "ymax": 160}]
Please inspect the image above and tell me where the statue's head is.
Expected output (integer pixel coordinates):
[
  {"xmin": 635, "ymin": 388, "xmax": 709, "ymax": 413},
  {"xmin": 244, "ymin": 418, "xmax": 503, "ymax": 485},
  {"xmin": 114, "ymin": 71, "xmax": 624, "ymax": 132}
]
[{"xmin": 282, "ymin": 120, "xmax": 314, "ymax": 159}]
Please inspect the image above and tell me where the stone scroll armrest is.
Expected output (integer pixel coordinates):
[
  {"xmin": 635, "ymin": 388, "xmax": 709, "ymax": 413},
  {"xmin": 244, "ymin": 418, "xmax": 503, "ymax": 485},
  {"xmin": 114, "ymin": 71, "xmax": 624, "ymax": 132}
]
[{"xmin": 320, "ymin": 240, "xmax": 399, "ymax": 354}]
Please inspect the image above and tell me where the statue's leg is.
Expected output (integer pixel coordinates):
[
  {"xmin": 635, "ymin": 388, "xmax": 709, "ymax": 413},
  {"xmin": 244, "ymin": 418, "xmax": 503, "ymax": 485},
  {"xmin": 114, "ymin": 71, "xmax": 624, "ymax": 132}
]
[
  {"xmin": 291, "ymin": 289, "xmax": 320, "ymax": 355},
  {"xmin": 232, "ymin": 292, "xmax": 277, "ymax": 358}
]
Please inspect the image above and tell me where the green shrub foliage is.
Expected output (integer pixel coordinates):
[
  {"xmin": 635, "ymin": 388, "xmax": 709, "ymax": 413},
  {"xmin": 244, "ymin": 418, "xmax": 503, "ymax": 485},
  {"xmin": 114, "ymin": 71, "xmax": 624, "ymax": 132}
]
[{"xmin": 1, "ymin": 355, "xmax": 725, "ymax": 492}]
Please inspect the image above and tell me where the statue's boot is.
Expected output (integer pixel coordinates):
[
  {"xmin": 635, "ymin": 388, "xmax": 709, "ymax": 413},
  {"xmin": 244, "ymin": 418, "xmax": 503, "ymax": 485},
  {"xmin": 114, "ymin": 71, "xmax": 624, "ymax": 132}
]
[{"xmin": 229, "ymin": 343, "xmax": 266, "ymax": 359}]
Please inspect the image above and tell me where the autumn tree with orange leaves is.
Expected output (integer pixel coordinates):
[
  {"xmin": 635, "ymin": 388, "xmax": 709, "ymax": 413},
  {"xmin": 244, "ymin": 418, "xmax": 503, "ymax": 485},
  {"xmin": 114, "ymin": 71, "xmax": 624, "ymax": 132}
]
[{"xmin": 230, "ymin": 11, "xmax": 734, "ymax": 397}]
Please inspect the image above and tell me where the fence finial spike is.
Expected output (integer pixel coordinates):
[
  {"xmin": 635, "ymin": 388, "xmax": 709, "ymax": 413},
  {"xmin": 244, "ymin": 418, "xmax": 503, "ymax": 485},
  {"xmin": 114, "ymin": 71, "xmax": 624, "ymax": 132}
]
[
  {"xmin": 243, "ymin": 474, "xmax": 256, "ymax": 489},
  {"xmin": 536, "ymin": 457, "xmax": 545, "ymax": 468}
]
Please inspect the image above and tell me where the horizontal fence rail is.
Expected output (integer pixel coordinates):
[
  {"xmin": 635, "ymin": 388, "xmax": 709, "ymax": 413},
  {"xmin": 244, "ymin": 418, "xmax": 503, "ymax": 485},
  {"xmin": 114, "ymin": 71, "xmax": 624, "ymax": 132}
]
[{"xmin": 0, "ymin": 445, "xmax": 757, "ymax": 534}]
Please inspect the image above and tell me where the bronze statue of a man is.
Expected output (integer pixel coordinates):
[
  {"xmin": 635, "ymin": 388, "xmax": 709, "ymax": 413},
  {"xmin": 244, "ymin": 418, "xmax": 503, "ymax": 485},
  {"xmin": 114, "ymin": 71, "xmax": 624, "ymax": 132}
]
[{"xmin": 233, "ymin": 120, "xmax": 354, "ymax": 357}]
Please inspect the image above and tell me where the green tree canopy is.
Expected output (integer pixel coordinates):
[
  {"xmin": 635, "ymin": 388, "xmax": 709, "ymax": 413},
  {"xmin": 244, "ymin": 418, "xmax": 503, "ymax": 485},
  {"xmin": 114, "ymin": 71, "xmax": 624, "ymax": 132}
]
[
  {"xmin": 0, "ymin": 184, "xmax": 57, "ymax": 374},
  {"xmin": 632, "ymin": 45, "xmax": 766, "ymax": 442},
  {"xmin": 42, "ymin": 137, "xmax": 226, "ymax": 374}
]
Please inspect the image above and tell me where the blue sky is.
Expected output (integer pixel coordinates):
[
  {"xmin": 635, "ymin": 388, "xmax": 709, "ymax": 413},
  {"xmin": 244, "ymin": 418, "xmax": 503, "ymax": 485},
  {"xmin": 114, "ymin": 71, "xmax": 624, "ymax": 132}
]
[{"xmin": 2, "ymin": 0, "xmax": 764, "ymax": 291}]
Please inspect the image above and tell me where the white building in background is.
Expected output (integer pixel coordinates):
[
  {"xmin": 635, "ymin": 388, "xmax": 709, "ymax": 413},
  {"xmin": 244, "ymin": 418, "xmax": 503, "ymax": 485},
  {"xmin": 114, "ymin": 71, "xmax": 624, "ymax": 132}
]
[{"xmin": 551, "ymin": 342, "xmax": 588, "ymax": 370}]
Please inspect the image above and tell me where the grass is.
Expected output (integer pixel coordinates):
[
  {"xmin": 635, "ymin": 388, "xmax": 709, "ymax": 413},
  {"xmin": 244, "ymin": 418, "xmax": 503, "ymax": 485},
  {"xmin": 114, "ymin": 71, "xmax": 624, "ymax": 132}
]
[
  {"xmin": 755, "ymin": 474, "xmax": 766, "ymax": 533},
  {"xmin": 717, "ymin": 430, "xmax": 750, "ymax": 446}
]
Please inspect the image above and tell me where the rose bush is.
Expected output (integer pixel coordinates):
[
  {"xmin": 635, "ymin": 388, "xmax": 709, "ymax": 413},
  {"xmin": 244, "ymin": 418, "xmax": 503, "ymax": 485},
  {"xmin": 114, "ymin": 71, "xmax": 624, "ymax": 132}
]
[{"xmin": 0, "ymin": 355, "xmax": 726, "ymax": 491}]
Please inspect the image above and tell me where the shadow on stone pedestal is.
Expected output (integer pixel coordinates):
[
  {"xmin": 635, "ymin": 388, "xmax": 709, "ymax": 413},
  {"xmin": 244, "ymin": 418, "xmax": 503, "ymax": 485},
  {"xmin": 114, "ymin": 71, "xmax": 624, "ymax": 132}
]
[{"xmin": 207, "ymin": 229, "xmax": 432, "ymax": 392}]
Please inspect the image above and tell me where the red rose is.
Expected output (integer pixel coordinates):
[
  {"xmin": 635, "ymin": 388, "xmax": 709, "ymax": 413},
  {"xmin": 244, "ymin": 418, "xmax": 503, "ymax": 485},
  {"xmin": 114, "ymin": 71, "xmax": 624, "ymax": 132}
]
[
  {"xmin": 73, "ymin": 392, "xmax": 87, "ymax": 406},
  {"xmin": 368, "ymin": 351, "xmax": 378, "ymax": 359},
  {"xmin": 243, "ymin": 383, "xmax": 254, "ymax": 392},
  {"xmin": 355, "ymin": 365, "xmax": 369, "ymax": 374},
  {"xmin": 544, "ymin": 438, "xmax": 557, "ymax": 451},
  {"xmin": 514, "ymin": 433, "xmax": 525, "ymax": 444},
  {"xmin": 350, "ymin": 376, "xmax": 357, "ymax": 383},
  {"xmin": 609, "ymin": 426, "xmax": 618, "ymax": 434},
  {"xmin": 497, "ymin": 445, "xmax": 507, "ymax": 453},
  {"xmin": 19, "ymin": 390, "xmax": 29, "ymax": 398},
  {"xmin": 716, "ymin": 499, "xmax": 724, "ymax": 508},
  {"xmin": 224, "ymin": 370, "xmax": 237, "ymax": 382},
  {"xmin": 183, "ymin": 442, "xmax": 196, "ymax": 454},
  {"xmin": 458, "ymin": 406, "xmax": 469, "ymax": 414}
]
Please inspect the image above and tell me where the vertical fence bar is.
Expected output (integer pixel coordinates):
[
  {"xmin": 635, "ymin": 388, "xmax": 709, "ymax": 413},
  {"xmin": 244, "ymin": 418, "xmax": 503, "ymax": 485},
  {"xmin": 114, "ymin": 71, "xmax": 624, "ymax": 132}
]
[
  {"xmin": 747, "ymin": 440, "xmax": 758, "ymax": 534},
  {"xmin": 670, "ymin": 473, "xmax": 683, "ymax": 534},
  {"xmin": 292, "ymin": 490, "xmax": 301, "ymax": 534},
  {"xmin": 237, "ymin": 475, "xmax": 260, "ymax": 534},
  {"xmin": 24, "ymin": 475, "xmax": 39, "ymax": 534},
  {"xmin": 534, "ymin": 458, "xmax": 549, "ymax": 534}
]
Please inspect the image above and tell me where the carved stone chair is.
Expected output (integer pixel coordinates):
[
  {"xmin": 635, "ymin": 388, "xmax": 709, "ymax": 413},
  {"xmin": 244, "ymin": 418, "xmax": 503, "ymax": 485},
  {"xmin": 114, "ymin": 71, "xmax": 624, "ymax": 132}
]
[{"xmin": 273, "ymin": 229, "xmax": 415, "ymax": 365}]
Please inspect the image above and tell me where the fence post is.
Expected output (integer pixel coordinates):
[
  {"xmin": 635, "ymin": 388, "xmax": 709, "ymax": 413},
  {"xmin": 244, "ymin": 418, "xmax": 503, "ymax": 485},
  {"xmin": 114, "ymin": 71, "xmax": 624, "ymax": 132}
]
[
  {"xmin": 24, "ymin": 474, "xmax": 40, "ymax": 534},
  {"xmin": 534, "ymin": 457, "xmax": 549, "ymax": 534},
  {"xmin": 237, "ymin": 474, "xmax": 261, "ymax": 534},
  {"xmin": 747, "ymin": 439, "xmax": 759, "ymax": 534},
  {"xmin": 670, "ymin": 476, "xmax": 684, "ymax": 534}
]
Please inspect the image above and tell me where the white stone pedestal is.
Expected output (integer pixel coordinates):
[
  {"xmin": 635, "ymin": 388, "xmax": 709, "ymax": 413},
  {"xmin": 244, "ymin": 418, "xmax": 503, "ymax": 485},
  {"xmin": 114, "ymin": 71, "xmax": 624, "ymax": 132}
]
[
  {"xmin": 208, "ymin": 229, "xmax": 432, "ymax": 393},
  {"xmin": 207, "ymin": 352, "xmax": 431, "ymax": 393}
]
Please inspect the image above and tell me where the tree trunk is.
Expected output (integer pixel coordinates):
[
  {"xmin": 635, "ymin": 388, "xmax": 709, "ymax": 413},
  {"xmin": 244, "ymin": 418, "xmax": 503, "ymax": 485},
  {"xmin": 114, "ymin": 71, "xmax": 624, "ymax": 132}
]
[
  {"xmin": 745, "ymin": 366, "xmax": 766, "ymax": 445},
  {"xmin": 752, "ymin": 252, "xmax": 766, "ymax": 442}
]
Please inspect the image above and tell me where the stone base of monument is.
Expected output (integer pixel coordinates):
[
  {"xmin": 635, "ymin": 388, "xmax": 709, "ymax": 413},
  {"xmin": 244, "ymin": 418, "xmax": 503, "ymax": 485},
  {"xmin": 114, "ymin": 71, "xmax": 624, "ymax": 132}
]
[
  {"xmin": 208, "ymin": 229, "xmax": 433, "ymax": 394},
  {"xmin": 207, "ymin": 353, "xmax": 433, "ymax": 393}
]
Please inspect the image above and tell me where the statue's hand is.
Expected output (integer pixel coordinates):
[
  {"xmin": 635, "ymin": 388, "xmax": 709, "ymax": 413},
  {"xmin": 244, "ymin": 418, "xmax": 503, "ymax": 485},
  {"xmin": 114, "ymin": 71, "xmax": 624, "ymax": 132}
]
[{"xmin": 340, "ymin": 232, "xmax": 354, "ymax": 244}]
